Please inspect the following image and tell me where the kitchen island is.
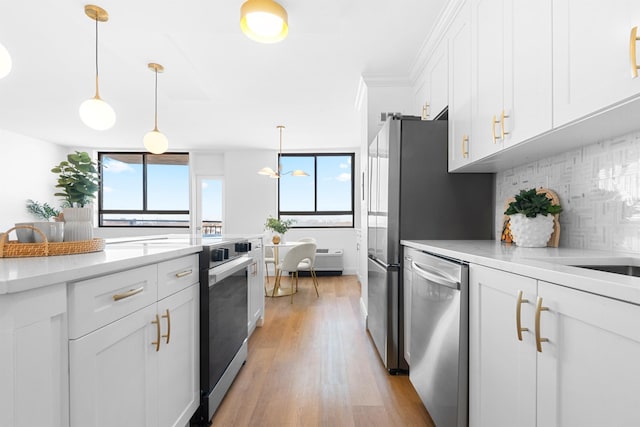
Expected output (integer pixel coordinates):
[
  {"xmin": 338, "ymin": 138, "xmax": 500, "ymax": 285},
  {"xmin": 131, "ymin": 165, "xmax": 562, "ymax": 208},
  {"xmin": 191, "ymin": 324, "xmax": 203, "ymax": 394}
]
[{"xmin": 402, "ymin": 240, "xmax": 640, "ymax": 427}]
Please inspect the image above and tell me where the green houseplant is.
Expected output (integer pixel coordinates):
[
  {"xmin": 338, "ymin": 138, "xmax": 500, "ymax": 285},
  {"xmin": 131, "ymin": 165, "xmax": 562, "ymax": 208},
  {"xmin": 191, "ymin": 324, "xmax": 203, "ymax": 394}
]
[
  {"xmin": 504, "ymin": 188, "xmax": 562, "ymax": 247},
  {"xmin": 264, "ymin": 216, "xmax": 295, "ymax": 244},
  {"xmin": 26, "ymin": 199, "xmax": 62, "ymax": 221},
  {"xmin": 51, "ymin": 151, "xmax": 100, "ymax": 242}
]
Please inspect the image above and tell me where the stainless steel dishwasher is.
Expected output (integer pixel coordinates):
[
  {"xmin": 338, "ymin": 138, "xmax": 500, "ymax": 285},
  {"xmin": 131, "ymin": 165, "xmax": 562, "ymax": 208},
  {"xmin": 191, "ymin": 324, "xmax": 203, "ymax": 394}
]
[{"xmin": 407, "ymin": 247, "xmax": 468, "ymax": 427}]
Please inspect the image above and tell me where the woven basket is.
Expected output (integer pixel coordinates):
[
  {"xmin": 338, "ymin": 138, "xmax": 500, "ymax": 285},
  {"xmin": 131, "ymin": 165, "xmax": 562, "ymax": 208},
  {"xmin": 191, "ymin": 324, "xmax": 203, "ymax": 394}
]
[{"xmin": 0, "ymin": 225, "xmax": 105, "ymax": 258}]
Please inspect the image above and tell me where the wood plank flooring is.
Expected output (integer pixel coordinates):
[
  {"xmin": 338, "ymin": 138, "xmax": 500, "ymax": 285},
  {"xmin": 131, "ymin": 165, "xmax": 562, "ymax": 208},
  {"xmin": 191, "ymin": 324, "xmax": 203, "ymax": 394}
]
[{"xmin": 211, "ymin": 275, "xmax": 434, "ymax": 427}]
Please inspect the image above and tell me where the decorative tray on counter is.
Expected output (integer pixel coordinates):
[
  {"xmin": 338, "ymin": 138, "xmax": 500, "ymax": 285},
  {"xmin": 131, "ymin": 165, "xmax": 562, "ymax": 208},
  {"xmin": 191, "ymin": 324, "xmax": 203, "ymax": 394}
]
[{"xmin": 0, "ymin": 225, "xmax": 105, "ymax": 258}]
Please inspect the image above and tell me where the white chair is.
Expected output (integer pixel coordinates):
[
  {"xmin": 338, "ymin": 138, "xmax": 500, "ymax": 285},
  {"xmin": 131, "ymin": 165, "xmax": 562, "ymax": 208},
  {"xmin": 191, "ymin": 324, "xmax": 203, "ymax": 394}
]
[
  {"xmin": 274, "ymin": 242, "xmax": 319, "ymax": 303},
  {"xmin": 264, "ymin": 245, "xmax": 276, "ymax": 289}
]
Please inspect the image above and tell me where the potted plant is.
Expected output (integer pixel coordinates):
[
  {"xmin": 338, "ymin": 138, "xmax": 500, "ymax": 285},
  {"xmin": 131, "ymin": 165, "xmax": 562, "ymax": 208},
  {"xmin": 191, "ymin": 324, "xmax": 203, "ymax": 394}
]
[
  {"xmin": 504, "ymin": 188, "xmax": 562, "ymax": 247},
  {"xmin": 51, "ymin": 151, "xmax": 100, "ymax": 242},
  {"xmin": 18, "ymin": 199, "xmax": 65, "ymax": 243},
  {"xmin": 264, "ymin": 216, "xmax": 295, "ymax": 244}
]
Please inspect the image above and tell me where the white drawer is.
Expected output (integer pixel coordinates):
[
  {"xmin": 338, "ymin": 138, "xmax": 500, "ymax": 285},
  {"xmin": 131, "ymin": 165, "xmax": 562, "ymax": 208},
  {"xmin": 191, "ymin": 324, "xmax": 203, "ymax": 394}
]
[
  {"xmin": 157, "ymin": 254, "xmax": 199, "ymax": 300},
  {"xmin": 68, "ymin": 265, "xmax": 158, "ymax": 339}
]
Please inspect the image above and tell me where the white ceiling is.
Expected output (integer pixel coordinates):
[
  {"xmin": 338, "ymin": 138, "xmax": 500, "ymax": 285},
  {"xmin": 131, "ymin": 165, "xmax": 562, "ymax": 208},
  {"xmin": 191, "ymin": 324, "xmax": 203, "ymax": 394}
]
[{"xmin": 0, "ymin": 0, "xmax": 447, "ymax": 152}]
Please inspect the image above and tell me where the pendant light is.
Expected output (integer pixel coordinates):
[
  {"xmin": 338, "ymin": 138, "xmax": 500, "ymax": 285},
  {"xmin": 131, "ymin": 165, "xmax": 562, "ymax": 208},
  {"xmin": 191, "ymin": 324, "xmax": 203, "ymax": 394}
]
[
  {"xmin": 143, "ymin": 63, "xmax": 168, "ymax": 154},
  {"xmin": 0, "ymin": 42, "xmax": 12, "ymax": 79},
  {"xmin": 79, "ymin": 5, "xmax": 116, "ymax": 131},
  {"xmin": 258, "ymin": 125, "xmax": 308, "ymax": 178},
  {"xmin": 240, "ymin": 0, "xmax": 288, "ymax": 43}
]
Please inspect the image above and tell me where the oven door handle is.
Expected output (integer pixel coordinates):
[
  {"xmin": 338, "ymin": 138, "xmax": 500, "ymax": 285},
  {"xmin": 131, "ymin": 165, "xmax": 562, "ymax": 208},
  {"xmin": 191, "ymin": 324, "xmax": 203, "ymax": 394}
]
[{"xmin": 209, "ymin": 256, "xmax": 253, "ymax": 285}]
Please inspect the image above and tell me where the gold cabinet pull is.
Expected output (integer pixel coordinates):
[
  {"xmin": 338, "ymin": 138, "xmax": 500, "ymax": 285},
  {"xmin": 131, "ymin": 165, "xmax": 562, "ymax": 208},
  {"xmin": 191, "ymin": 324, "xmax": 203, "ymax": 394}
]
[
  {"xmin": 500, "ymin": 110, "xmax": 510, "ymax": 139},
  {"xmin": 175, "ymin": 269, "xmax": 193, "ymax": 278},
  {"xmin": 252, "ymin": 261, "xmax": 258, "ymax": 276},
  {"xmin": 631, "ymin": 26, "xmax": 639, "ymax": 78},
  {"xmin": 515, "ymin": 290, "xmax": 529, "ymax": 341},
  {"xmin": 113, "ymin": 286, "xmax": 144, "ymax": 301},
  {"xmin": 492, "ymin": 115, "xmax": 500, "ymax": 143},
  {"xmin": 161, "ymin": 309, "xmax": 171, "ymax": 344},
  {"xmin": 151, "ymin": 314, "xmax": 161, "ymax": 352},
  {"xmin": 421, "ymin": 103, "xmax": 430, "ymax": 120},
  {"xmin": 535, "ymin": 297, "xmax": 549, "ymax": 352},
  {"xmin": 462, "ymin": 135, "xmax": 469, "ymax": 158}
]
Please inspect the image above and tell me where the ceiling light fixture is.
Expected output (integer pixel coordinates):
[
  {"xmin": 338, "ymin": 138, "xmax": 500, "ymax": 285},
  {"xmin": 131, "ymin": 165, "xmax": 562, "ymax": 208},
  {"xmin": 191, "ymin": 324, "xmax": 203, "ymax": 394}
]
[
  {"xmin": 143, "ymin": 63, "xmax": 168, "ymax": 154},
  {"xmin": 79, "ymin": 5, "xmax": 116, "ymax": 131},
  {"xmin": 0, "ymin": 42, "xmax": 12, "ymax": 79},
  {"xmin": 240, "ymin": 0, "xmax": 288, "ymax": 43},
  {"xmin": 258, "ymin": 125, "xmax": 308, "ymax": 178}
]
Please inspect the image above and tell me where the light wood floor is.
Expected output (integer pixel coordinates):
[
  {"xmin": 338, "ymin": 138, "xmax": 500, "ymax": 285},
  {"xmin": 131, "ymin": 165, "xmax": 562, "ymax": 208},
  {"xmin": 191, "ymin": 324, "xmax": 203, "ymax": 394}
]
[{"xmin": 211, "ymin": 275, "xmax": 434, "ymax": 427}]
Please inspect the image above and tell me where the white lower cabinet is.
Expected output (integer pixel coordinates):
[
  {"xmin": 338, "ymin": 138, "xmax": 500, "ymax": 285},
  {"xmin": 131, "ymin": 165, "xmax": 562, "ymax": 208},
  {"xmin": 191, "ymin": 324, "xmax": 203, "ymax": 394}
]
[
  {"xmin": 69, "ymin": 257, "xmax": 199, "ymax": 427},
  {"xmin": 248, "ymin": 238, "xmax": 265, "ymax": 335},
  {"xmin": 0, "ymin": 284, "xmax": 68, "ymax": 427},
  {"xmin": 470, "ymin": 264, "xmax": 640, "ymax": 427}
]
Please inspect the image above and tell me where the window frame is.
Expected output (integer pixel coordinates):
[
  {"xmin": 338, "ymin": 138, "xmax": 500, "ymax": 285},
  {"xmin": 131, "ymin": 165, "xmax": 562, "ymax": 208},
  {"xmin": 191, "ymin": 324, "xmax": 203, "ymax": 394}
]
[
  {"xmin": 278, "ymin": 152, "xmax": 355, "ymax": 229},
  {"xmin": 98, "ymin": 151, "xmax": 190, "ymax": 228}
]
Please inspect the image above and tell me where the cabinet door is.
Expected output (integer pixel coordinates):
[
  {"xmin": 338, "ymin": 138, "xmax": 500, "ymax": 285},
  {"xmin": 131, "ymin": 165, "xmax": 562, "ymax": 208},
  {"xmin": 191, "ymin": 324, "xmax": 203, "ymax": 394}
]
[
  {"xmin": 157, "ymin": 284, "xmax": 199, "ymax": 427},
  {"xmin": 69, "ymin": 303, "xmax": 158, "ymax": 427},
  {"xmin": 553, "ymin": 0, "xmax": 640, "ymax": 126},
  {"xmin": 248, "ymin": 242, "xmax": 265, "ymax": 335},
  {"xmin": 503, "ymin": 0, "xmax": 552, "ymax": 147},
  {"xmin": 0, "ymin": 284, "xmax": 68, "ymax": 427},
  {"xmin": 448, "ymin": 0, "xmax": 473, "ymax": 170},
  {"xmin": 469, "ymin": 265, "xmax": 536, "ymax": 427},
  {"xmin": 471, "ymin": 0, "xmax": 505, "ymax": 160},
  {"xmin": 426, "ymin": 40, "xmax": 449, "ymax": 120},
  {"xmin": 536, "ymin": 281, "xmax": 640, "ymax": 427}
]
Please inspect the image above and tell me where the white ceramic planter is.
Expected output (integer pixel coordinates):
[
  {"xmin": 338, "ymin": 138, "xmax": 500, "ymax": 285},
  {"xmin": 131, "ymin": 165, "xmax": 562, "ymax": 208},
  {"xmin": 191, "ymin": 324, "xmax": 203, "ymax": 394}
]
[
  {"xmin": 63, "ymin": 207, "xmax": 93, "ymax": 242},
  {"xmin": 508, "ymin": 213, "xmax": 554, "ymax": 247},
  {"xmin": 33, "ymin": 221, "xmax": 64, "ymax": 243}
]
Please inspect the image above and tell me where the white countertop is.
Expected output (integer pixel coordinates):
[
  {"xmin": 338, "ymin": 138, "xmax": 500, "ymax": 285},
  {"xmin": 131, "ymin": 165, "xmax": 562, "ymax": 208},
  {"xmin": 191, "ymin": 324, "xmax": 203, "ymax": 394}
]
[{"xmin": 401, "ymin": 240, "xmax": 640, "ymax": 305}]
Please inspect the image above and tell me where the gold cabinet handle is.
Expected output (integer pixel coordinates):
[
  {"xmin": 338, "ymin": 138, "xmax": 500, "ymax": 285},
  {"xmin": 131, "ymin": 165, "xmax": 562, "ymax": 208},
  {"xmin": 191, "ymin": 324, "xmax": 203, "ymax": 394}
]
[
  {"xmin": 151, "ymin": 313, "xmax": 161, "ymax": 352},
  {"xmin": 462, "ymin": 135, "xmax": 469, "ymax": 158},
  {"xmin": 175, "ymin": 269, "xmax": 193, "ymax": 278},
  {"xmin": 500, "ymin": 110, "xmax": 510, "ymax": 139},
  {"xmin": 252, "ymin": 261, "xmax": 258, "ymax": 276},
  {"xmin": 535, "ymin": 297, "xmax": 549, "ymax": 352},
  {"xmin": 161, "ymin": 309, "xmax": 171, "ymax": 344},
  {"xmin": 421, "ymin": 103, "xmax": 430, "ymax": 120},
  {"xmin": 515, "ymin": 290, "xmax": 529, "ymax": 341},
  {"xmin": 631, "ymin": 26, "xmax": 639, "ymax": 78},
  {"xmin": 113, "ymin": 286, "xmax": 144, "ymax": 301},
  {"xmin": 492, "ymin": 115, "xmax": 500, "ymax": 143}
]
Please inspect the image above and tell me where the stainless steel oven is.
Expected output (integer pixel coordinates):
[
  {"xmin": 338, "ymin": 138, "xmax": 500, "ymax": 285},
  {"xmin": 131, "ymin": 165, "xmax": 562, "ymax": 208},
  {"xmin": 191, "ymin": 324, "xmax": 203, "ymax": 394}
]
[{"xmin": 191, "ymin": 239, "xmax": 252, "ymax": 425}]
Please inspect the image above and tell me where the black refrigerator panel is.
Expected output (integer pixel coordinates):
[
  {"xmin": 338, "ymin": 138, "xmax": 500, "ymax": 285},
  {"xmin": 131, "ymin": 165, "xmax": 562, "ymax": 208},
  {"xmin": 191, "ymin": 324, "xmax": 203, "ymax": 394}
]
[{"xmin": 396, "ymin": 119, "xmax": 494, "ymax": 248}]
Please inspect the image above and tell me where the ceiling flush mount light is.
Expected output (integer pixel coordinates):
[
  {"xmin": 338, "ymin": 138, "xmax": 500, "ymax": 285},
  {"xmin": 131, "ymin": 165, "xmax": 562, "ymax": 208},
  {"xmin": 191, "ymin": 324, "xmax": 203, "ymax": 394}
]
[
  {"xmin": 258, "ymin": 125, "xmax": 308, "ymax": 178},
  {"xmin": 79, "ymin": 5, "xmax": 116, "ymax": 131},
  {"xmin": 0, "ymin": 42, "xmax": 12, "ymax": 79},
  {"xmin": 143, "ymin": 63, "xmax": 168, "ymax": 154},
  {"xmin": 240, "ymin": 0, "xmax": 288, "ymax": 43}
]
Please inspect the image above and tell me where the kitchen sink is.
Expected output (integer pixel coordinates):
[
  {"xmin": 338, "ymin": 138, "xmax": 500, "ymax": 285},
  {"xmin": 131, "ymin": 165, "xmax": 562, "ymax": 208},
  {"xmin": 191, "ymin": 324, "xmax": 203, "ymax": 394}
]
[{"xmin": 571, "ymin": 265, "xmax": 640, "ymax": 278}]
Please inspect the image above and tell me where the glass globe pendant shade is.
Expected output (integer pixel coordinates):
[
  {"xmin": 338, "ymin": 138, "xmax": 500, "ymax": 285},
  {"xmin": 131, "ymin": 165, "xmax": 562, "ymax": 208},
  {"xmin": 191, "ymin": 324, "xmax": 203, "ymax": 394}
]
[
  {"xmin": 0, "ymin": 42, "xmax": 12, "ymax": 79},
  {"xmin": 240, "ymin": 0, "xmax": 288, "ymax": 43},
  {"xmin": 143, "ymin": 129, "xmax": 168, "ymax": 154},
  {"xmin": 79, "ymin": 96, "xmax": 116, "ymax": 130}
]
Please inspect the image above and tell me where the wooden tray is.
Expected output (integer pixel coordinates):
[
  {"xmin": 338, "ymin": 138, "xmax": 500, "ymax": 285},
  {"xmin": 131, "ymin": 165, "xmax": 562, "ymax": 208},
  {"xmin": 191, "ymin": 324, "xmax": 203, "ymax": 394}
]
[
  {"xmin": 0, "ymin": 225, "xmax": 105, "ymax": 258},
  {"xmin": 501, "ymin": 187, "xmax": 561, "ymax": 247}
]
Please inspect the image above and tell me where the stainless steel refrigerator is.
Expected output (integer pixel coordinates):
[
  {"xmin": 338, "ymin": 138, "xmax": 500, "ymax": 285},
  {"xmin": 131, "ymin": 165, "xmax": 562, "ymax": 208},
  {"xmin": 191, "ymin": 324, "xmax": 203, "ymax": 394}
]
[{"xmin": 366, "ymin": 116, "xmax": 494, "ymax": 373}]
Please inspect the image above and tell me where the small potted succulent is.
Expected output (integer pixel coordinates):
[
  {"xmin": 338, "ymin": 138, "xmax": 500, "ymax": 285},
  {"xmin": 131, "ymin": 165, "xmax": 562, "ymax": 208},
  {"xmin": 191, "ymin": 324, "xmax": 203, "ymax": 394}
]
[
  {"xmin": 51, "ymin": 151, "xmax": 100, "ymax": 242},
  {"xmin": 504, "ymin": 188, "xmax": 562, "ymax": 247},
  {"xmin": 264, "ymin": 216, "xmax": 295, "ymax": 244}
]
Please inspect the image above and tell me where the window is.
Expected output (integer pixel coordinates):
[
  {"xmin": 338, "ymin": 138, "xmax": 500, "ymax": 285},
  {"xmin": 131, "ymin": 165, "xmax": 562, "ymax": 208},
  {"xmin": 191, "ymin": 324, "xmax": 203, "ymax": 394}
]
[
  {"xmin": 98, "ymin": 152, "xmax": 190, "ymax": 227},
  {"xmin": 278, "ymin": 153, "xmax": 354, "ymax": 227}
]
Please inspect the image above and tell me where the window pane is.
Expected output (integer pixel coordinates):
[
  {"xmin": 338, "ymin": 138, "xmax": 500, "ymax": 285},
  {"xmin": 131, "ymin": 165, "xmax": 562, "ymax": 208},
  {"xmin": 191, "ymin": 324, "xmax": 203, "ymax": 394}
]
[
  {"xmin": 147, "ymin": 154, "xmax": 190, "ymax": 211},
  {"xmin": 280, "ymin": 214, "xmax": 353, "ymax": 228},
  {"xmin": 317, "ymin": 155, "xmax": 352, "ymax": 211},
  {"xmin": 100, "ymin": 213, "xmax": 189, "ymax": 227},
  {"xmin": 101, "ymin": 154, "xmax": 143, "ymax": 210},
  {"xmin": 279, "ymin": 156, "xmax": 315, "ymax": 211}
]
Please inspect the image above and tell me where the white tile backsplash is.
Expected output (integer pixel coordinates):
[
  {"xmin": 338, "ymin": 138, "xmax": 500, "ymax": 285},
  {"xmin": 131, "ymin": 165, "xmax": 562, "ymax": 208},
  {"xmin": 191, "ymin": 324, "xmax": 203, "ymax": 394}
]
[{"xmin": 496, "ymin": 130, "xmax": 640, "ymax": 251}]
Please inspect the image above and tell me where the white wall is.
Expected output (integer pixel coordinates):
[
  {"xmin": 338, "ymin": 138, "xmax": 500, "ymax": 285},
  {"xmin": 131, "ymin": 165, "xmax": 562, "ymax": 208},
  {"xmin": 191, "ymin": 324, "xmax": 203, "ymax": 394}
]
[{"xmin": 0, "ymin": 129, "xmax": 67, "ymax": 233}]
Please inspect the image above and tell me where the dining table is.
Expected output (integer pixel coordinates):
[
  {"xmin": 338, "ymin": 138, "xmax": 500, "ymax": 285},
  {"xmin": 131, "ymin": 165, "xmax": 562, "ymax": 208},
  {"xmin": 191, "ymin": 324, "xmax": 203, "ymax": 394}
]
[{"xmin": 264, "ymin": 241, "xmax": 302, "ymax": 297}]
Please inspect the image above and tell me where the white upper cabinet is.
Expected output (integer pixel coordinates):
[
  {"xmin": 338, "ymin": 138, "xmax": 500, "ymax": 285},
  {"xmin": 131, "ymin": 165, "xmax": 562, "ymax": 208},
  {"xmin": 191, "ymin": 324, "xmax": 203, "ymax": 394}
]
[
  {"xmin": 448, "ymin": 0, "xmax": 474, "ymax": 170},
  {"xmin": 553, "ymin": 0, "xmax": 640, "ymax": 126},
  {"xmin": 470, "ymin": 0, "xmax": 552, "ymax": 163},
  {"xmin": 413, "ymin": 35, "xmax": 449, "ymax": 120}
]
